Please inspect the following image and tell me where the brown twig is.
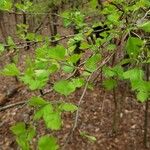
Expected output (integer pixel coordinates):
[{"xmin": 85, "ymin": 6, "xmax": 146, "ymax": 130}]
[{"xmin": 62, "ymin": 53, "xmax": 114, "ymax": 149}]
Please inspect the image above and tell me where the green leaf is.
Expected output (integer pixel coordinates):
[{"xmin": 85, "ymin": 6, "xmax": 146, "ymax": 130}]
[
  {"xmin": 28, "ymin": 97, "xmax": 48, "ymax": 107},
  {"xmin": 107, "ymin": 13, "xmax": 120, "ymax": 25},
  {"xmin": 80, "ymin": 41, "xmax": 89, "ymax": 50},
  {"xmin": 53, "ymin": 80, "xmax": 76, "ymax": 96},
  {"xmin": 7, "ymin": 36, "xmax": 16, "ymax": 48},
  {"xmin": 61, "ymin": 11, "xmax": 72, "ymax": 27},
  {"xmin": 49, "ymin": 64, "xmax": 59, "ymax": 74},
  {"xmin": 107, "ymin": 44, "xmax": 116, "ymax": 51},
  {"xmin": 0, "ymin": 43, "xmax": 5, "ymax": 54},
  {"xmin": 137, "ymin": 91, "xmax": 149, "ymax": 102},
  {"xmin": 90, "ymin": 0, "xmax": 98, "ymax": 9},
  {"xmin": 33, "ymin": 107, "xmax": 44, "ymax": 120},
  {"xmin": 103, "ymin": 67, "xmax": 115, "ymax": 78},
  {"xmin": 27, "ymin": 126, "xmax": 36, "ymax": 141},
  {"xmin": 16, "ymin": 136, "xmax": 29, "ymax": 150},
  {"xmin": 0, "ymin": 0, "xmax": 12, "ymax": 10},
  {"xmin": 0, "ymin": 63, "xmax": 20, "ymax": 76},
  {"xmin": 43, "ymin": 111, "xmax": 62, "ymax": 130},
  {"xmin": 80, "ymin": 131, "xmax": 97, "ymax": 142},
  {"xmin": 126, "ymin": 37, "xmax": 143, "ymax": 58},
  {"xmin": 123, "ymin": 68, "xmax": 144, "ymax": 81},
  {"xmin": 34, "ymin": 69, "xmax": 49, "ymax": 78},
  {"xmin": 38, "ymin": 136, "xmax": 59, "ymax": 150},
  {"xmin": 62, "ymin": 65, "xmax": 74, "ymax": 73},
  {"xmin": 85, "ymin": 54, "xmax": 101, "ymax": 72},
  {"xmin": 67, "ymin": 54, "xmax": 81, "ymax": 64},
  {"xmin": 48, "ymin": 45, "xmax": 66, "ymax": 60},
  {"xmin": 72, "ymin": 78, "xmax": 85, "ymax": 88},
  {"xmin": 103, "ymin": 79, "xmax": 117, "ymax": 90},
  {"xmin": 59, "ymin": 103, "xmax": 78, "ymax": 112},
  {"xmin": 138, "ymin": 21, "xmax": 150, "ymax": 32},
  {"xmin": 10, "ymin": 122, "xmax": 26, "ymax": 136}
]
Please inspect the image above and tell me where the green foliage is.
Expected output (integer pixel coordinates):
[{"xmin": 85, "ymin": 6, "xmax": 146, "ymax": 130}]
[
  {"xmin": 15, "ymin": 1, "xmax": 33, "ymax": 12},
  {"xmin": 59, "ymin": 103, "xmax": 78, "ymax": 112},
  {"xmin": 48, "ymin": 45, "xmax": 66, "ymax": 60},
  {"xmin": 62, "ymin": 11, "xmax": 85, "ymax": 29},
  {"xmin": 10, "ymin": 122, "xmax": 36, "ymax": 150},
  {"xmin": 53, "ymin": 80, "xmax": 76, "ymax": 96},
  {"xmin": 54, "ymin": 78, "xmax": 84, "ymax": 96},
  {"xmin": 126, "ymin": 37, "xmax": 144, "ymax": 58},
  {"xmin": 0, "ymin": 43, "xmax": 5, "ymax": 55},
  {"xmin": 138, "ymin": 21, "xmax": 150, "ymax": 32},
  {"xmin": 7, "ymin": 36, "xmax": 16, "ymax": 49},
  {"xmin": 38, "ymin": 136, "xmax": 59, "ymax": 150},
  {"xmin": 28, "ymin": 97, "xmax": 78, "ymax": 131},
  {"xmin": 0, "ymin": 63, "xmax": 20, "ymax": 76},
  {"xmin": 0, "ymin": 0, "xmax": 149, "ymax": 149},
  {"xmin": 0, "ymin": 0, "xmax": 12, "ymax": 11},
  {"xmin": 85, "ymin": 54, "xmax": 101, "ymax": 72}
]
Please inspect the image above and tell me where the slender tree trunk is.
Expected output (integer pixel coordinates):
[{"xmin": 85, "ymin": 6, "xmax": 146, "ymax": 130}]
[
  {"xmin": 49, "ymin": 6, "xmax": 58, "ymax": 46},
  {"xmin": 0, "ymin": 11, "xmax": 7, "ymax": 41},
  {"xmin": 143, "ymin": 50, "xmax": 149, "ymax": 148}
]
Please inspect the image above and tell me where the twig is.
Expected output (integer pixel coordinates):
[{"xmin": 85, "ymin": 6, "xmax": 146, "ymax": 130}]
[
  {"xmin": 0, "ymin": 101, "xmax": 26, "ymax": 111},
  {"xmin": 0, "ymin": 88, "xmax": 53, "ymax": 111},
  {"xmin": 62, "ymin": 53, "xmax": 114, "ymax": 149}
]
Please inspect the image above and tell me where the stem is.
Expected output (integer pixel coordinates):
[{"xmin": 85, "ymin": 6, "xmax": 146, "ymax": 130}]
[
  {"xmin": 112, "ymin": 88, "xmax": 118, "ymax": 134},
  {"xmin": 143, "ymin": 57, "xmax": 149, "ymax": 147},
  {"xmin": 144, "ymin": 101, "xmax": 149, "ymax": 148}
]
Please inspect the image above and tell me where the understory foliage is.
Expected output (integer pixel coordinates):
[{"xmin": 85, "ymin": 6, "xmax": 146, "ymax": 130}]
[{"xmin": 0, "ymin": 0, "xmax": 150, "ymax": 149}]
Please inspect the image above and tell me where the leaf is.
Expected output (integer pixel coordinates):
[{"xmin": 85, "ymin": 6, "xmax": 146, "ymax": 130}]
[
  {"xmin": 103, "ymin": 79, "xmax": 117, "ymax": 90},
  {"xmin": 27, "ymin": 126, "xmax": 36, "ymax": 141},
  {"xmin": 61, "ymin": 11, "xmax": 72, "ymax": 27},
  {"xmin": 49, "ymin": 64, "xmax": 59, "ymax": 74},
  {"xmin": 10, "ymin": 122, "xmax": 26, "ymax": 136},
  {"xmin": 0, "ymin": 0, "xmax": 12, "ymax": 10},
  {"xmin": 107, "ymin": 13, "xmax": 120, "ymax": 25},
  {"xmin": 138, "ymin": 21, "xmax": 150, "ymax": 32},
  {"xmin": 72, "ymin": 78, "xmax": 85, "ymax": 88},
  {"xmin": 34, "ymin": 69, "xmax": 49, "ymax": 78},
  {"xmin": 80, "ymin": 41, "xmax": 89, "ymax": 49},
  {"xmin": 80, "ymin": 131, "xmax": 97, "ymax": 142},
  {"xmin": 7, "ymin": 36, "xmax": 16, "ymax": 48},
  {"xmin": 0, "ymin": 43, "xmax": 5, "ymax": 54},
  {"xmin": 59, "ymin": 103, "xmax": 78, "ymax": 112},
  {"xmin": 43, "ymin": 111, "xmax": 62, "ymax": 130},
  {"xmin": 16, "ymin": 136, "xmax": 29, "ymax": 150},
  {"xmin": 137, "ymin": 91, "xmax": 149, "ymax": 102},
  {"xmin": 53, "ymin": 80, "xmax": 76, "ymax": 96},
  {"xmin": 85, "ymin": 54, "xmax": 101, "ymax": 72},
  {"xmin": 48, "ymin": 45, "xmax": 66, "ymax": 60},
  {"xmin": 62, "ymin": 65, "xmax": 74, "ymax": 73},
  {"xmin": 123, "ymin": 68, "xmax": 144, "ymax": 81},
  {"xmin": 0, "ymin": 63, "xmax": 20, "ymax": 76},
  {"xmin": 33, "ymin": 107, "xmax": 44, "ymax": 120},
  {"xmin": 28, "ymin": 97, "xmax": 48, "ymax": 107},
  {"xmin": 103, "ymin": 67, "xmax": 115, "ymax": 78},
  {"xmin": 90, "ymin": 0, "xmax": 98, "ymax": 9},
  {"xmin": 107, "ymin": 44, "xmax": 116, "ymax": 51},
  {"xmin": 67, "ymin": 54, "xmax": 81, "ymax": 64},
  {"xmin": 38, "ymin": 136, "xmax": 59, "ymax": 150},
  {"xmin": 125, "ymin": 37, "xmax": 143, "ymax": 58}
]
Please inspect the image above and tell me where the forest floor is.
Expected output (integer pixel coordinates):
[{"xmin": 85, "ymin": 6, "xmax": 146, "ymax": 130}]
[{"xmin": 0, "ymin": 50, "xmax": 149, "ymax": 150}]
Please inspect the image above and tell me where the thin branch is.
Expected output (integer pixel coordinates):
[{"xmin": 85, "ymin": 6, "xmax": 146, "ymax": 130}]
[
  {"xmin": 62, "ymin": 53, "xmax": 114, "ymax": 149},
  {"xmin": 0, "ymin": 88, "xmax": 53, "ymax": 111},
  {"xmin": 0, "ymin": 101, "xmax": 26, "ymax": 111}
]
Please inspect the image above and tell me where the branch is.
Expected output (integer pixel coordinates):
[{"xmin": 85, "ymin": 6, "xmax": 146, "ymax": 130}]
[
  {"xmin": 0, "ymin": 88, "xmax": 53, "ymax": 111},
  {"xmin": 62, "ymin": 53, "xmax": 114, "ymax": 149}
]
